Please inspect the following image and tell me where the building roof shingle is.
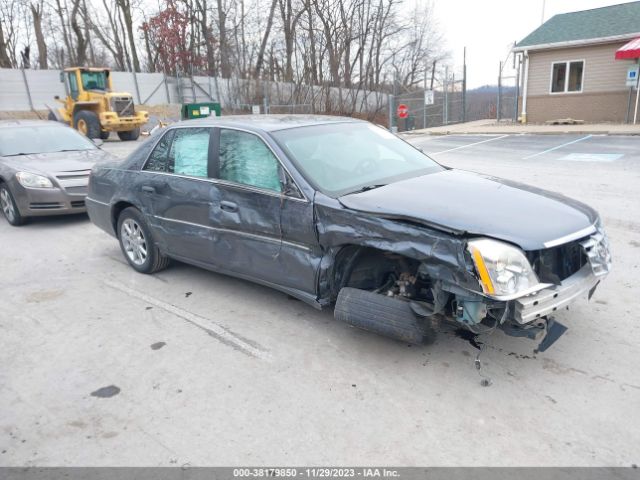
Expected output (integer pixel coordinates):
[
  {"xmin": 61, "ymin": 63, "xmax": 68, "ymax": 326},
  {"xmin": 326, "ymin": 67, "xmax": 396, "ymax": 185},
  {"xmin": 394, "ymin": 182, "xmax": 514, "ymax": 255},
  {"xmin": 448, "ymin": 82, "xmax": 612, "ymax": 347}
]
[{"xmin": 516, "ymin": 1, "xmax": 640, "ymax": 49}]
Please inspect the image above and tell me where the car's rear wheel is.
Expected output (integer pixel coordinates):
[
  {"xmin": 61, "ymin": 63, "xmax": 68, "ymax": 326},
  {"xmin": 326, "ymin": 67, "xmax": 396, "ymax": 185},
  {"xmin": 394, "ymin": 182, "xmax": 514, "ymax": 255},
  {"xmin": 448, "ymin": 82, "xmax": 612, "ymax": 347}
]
[
  {"xmin": 0, "ymin": 184, "xmax": 26, "ymax": 226},
  {"xmin": 74, "ymin": 110, "xmax": 101, "ymax": 139},
  {"xmin": 117, "ymin": 207, "xmax": 169, "ymax": 274},
  {"xmin": 117, "ymin": 128, "xmax": 140, "ymax": 141}
]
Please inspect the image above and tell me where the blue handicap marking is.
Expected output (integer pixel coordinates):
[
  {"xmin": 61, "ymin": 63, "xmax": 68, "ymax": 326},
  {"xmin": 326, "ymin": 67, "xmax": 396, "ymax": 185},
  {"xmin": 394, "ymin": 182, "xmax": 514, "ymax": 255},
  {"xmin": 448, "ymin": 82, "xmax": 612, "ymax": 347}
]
[{"xmin": 558, "ymin": 153, "xmax": 624, "ymax": 162}]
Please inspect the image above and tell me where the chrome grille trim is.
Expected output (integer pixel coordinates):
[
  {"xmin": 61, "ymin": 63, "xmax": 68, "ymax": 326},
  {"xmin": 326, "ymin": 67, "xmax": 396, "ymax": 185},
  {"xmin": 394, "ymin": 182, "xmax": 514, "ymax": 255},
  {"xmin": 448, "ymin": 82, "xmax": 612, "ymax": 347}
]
[
  {"xmin": 55, "ymin": 170, "xmax": 91, "ymax": 191},
  {"xmin": 579, "ymin": 227, "xmax": 612, "ymax": 276}
]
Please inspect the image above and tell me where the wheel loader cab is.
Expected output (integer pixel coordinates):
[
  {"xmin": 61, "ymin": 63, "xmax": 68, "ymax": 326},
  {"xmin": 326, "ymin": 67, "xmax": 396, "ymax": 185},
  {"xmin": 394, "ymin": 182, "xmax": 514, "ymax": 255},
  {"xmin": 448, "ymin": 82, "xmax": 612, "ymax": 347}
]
[
  {"xmin": 79, "ymin": 70, "xmax": 109, "ymax": 91},
  {"xmin": 52, "ymin": 67, "xmax": 148, "ymax": 141}
]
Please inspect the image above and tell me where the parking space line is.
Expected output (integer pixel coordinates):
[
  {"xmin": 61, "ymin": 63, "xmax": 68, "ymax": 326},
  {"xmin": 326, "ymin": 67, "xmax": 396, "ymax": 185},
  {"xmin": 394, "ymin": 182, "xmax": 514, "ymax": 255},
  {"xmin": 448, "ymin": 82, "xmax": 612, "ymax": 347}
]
[
  {"xmin": 429, "ymin": 135, "xmax": 509, "ymax": 155},
  {"xmin": 104, "ymin": 279, "xmax": 271, "ymax": 360},
  {"xmin": 523, "ymin": 135, "xmax": 593, "ymax": 159}
]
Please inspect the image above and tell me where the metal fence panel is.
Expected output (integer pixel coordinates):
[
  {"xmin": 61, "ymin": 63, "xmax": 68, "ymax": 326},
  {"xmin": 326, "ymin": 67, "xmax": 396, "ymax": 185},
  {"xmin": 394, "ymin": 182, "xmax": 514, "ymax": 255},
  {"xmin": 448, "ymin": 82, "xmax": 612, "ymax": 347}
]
[
  {"xmin": 0, "ymin": 68, "xmax": 389, "ymax": 124},
  {"xmin": 0, "ymin": 68, "xmax": 65, "ymax": 110}
]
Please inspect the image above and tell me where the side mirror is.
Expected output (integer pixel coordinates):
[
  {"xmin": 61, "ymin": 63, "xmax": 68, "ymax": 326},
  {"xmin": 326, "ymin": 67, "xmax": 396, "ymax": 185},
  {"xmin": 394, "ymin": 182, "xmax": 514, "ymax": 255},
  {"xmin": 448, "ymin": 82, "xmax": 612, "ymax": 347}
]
[{"xmin": 92, "ymin": 138, "xmax": 104, "ymax": 147}]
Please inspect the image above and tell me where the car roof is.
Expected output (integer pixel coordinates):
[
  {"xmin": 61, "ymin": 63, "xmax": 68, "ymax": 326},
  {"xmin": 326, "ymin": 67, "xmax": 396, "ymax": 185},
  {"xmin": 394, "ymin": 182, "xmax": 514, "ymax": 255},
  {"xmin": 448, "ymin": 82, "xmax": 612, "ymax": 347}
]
[
  {"xmin": 0, "ymin": 119, "xmax": 65, "ymax": 129},
  {"xmin": 175, "ymin": 114, "xmax": 366, "ymax": 132}
]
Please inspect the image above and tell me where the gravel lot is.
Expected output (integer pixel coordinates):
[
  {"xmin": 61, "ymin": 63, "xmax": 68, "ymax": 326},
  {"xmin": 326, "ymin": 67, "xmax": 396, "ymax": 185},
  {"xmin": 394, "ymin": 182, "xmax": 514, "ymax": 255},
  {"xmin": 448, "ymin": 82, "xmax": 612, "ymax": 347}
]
[{"xmin": 1, "ymin": 131, "xmax": 639, "ymax": 466}]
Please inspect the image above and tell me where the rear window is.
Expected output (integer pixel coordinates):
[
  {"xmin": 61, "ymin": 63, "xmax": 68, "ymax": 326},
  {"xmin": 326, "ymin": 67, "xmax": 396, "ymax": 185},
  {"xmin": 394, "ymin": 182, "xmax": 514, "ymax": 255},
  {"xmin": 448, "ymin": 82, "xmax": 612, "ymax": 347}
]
[{"xmin": 0, "ymin": 125, "xmax": 96, "ymax": 156}]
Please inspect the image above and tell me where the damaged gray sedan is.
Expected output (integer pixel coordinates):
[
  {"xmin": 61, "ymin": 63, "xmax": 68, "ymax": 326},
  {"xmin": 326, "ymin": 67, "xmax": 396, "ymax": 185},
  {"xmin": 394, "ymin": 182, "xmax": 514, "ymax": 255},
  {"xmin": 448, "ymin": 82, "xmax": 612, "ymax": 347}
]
[{"xmin": 86, "ymin": 115, "xmax": 611, "ymax": 351}]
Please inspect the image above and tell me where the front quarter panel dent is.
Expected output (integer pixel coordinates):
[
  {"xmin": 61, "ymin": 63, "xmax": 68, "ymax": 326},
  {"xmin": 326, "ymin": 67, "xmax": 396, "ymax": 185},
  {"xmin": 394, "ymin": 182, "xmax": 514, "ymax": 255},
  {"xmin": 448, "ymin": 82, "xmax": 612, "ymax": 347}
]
[{"xmin": 314, "ymin": 204, "xmax": 479, "ymax": 301}]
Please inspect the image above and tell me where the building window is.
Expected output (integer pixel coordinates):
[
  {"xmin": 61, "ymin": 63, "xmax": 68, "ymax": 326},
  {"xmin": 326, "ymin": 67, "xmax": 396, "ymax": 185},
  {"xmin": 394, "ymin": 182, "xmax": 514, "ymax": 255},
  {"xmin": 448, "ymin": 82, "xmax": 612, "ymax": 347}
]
[{"xmin": 551, "ymin": 61, "xmax": 584, "ymax": 93}]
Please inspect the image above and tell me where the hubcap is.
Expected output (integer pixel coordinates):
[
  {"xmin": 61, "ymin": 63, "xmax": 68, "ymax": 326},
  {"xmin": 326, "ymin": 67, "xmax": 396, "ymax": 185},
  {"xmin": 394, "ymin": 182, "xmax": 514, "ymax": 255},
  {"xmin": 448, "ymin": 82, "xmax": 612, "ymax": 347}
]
[
  {"xmin": 0, "ymin": 188, "xmax": 15, "ymax": 222},
  {"xmin": 121, "ymin": 218, "xmax": 148, "ymax": 266},
  {"xmin": 77, "ymin": 118, "xmax": 88, "ymax": 135}
]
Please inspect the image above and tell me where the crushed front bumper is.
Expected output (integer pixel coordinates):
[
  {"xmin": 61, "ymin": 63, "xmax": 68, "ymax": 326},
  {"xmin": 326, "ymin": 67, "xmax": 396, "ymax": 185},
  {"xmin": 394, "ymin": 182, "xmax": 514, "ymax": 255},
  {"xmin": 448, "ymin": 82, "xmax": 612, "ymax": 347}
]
[{"xmin": 513, "ymin": 264, "xmax": 601, "ymax": 324}]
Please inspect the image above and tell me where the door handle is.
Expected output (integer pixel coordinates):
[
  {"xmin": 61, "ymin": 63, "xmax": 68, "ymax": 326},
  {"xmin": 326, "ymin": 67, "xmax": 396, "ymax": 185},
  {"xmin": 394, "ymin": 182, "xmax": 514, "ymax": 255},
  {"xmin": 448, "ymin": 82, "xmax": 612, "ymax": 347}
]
[
  {"xmin": 220, "ymin": 200, "xmax": 238, "ymax": 212},
  {"xmin": 141, "ymin": 185, "xmax": 156, "ymax": 194}
]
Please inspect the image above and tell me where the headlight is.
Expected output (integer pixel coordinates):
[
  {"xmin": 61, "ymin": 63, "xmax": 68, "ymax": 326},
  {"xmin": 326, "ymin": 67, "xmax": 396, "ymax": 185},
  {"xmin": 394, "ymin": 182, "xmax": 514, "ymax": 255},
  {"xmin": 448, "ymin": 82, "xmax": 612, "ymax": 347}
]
[
  {"xmin": 16, "ymin": 171, "xmax": 54, "ymax": 188},
  {"xmin": 468, "ymin": 238, "xmax": 540, "ymax": 298}
]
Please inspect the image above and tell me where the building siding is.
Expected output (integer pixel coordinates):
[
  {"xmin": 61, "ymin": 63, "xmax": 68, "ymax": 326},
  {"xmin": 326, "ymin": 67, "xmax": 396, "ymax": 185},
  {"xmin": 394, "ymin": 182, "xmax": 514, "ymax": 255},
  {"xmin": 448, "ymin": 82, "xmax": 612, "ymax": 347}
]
[
  {"xmin": 527, "ymin": 42, "xmax": 630, "ymax": 95},
  {"xmin": 525, "ymin": 91, "xmax": 630, "ymax": 122},
  {"xmin": 521, "ymin": 41, "xmax": 637, "ymax": 122}
]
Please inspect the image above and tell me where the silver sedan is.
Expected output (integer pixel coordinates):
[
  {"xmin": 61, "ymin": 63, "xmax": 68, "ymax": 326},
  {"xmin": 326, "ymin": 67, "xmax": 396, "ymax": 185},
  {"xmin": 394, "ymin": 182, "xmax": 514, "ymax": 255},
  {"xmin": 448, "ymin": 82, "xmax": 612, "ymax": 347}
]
[{"xmin": 0, "ymin": 120, "xmax": 118, "ymax": 226}]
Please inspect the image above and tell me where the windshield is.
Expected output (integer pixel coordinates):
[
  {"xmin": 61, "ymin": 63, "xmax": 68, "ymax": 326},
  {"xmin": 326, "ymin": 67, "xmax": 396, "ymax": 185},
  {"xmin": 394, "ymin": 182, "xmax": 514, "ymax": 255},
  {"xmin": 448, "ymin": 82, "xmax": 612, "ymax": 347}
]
[
  {"xmin": 0, "ymin": 125, "xmax": 97, "ymax": 156},
  {"xmin": 272, "ymin": 123, "xmax": 443, "ymax": 197},
  {"xmin": 81, "ymin": 71, "xmax": 108, "ymax": 90}
]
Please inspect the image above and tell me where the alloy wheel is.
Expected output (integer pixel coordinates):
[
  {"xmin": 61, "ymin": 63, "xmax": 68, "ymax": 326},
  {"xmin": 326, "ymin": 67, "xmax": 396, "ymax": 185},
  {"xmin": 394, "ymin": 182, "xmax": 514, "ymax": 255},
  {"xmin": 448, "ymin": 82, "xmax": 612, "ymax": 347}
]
[
  {"xmin": 121, "ymin": 218, "xmax": 148, "ymax": 266},
  {"xmin": 0, "ymin": 188, "xmax": 16, "ymax": 223}
]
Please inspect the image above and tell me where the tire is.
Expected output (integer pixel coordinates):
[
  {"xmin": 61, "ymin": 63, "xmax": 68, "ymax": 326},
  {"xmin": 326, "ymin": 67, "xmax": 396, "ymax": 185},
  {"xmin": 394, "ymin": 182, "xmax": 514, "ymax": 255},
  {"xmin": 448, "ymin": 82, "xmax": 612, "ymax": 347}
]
[
  {"xmin": 334, "ymin": 287, "xmax": 437, "ymax": 344},
  {"xmin": 117, "ymin": 128, "xmax": 140, "ymax": 141},
  {"xmin": 73, "ymin": 110, "xmax": 101, "ymax": 139},
  {"xmin": 0, "ymin": 184, "xmax": 26, "ymax": 226},
  {"xmin": 117, "ymin": 207, "xmax": 169, "ymax": 274},
  {"xmin": 99, "ymin": 130, "xmax": 110, "ymax": 140}
]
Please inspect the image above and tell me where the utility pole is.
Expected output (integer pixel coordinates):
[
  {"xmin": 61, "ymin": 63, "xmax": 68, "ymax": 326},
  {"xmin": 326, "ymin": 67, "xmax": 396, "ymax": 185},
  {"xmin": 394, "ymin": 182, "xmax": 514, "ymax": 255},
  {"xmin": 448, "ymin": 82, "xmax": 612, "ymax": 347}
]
[
  {"xmin": 443, "ymin": 66, "xmax": 448, "ymax": 125},
  {"xmin": 514, "ymin": 54, "xmax": 521, "ymax": 122},
  {"xmin": 497, "ymin": 61, "xmax": 502, "ymax": 122},
  {"xmin": 462, "ymin": 47, "xmax": 467, "ymax": 123},
  {"xmin": 423, "ymin": 63, "xmax": 427, "ymax": 129}
]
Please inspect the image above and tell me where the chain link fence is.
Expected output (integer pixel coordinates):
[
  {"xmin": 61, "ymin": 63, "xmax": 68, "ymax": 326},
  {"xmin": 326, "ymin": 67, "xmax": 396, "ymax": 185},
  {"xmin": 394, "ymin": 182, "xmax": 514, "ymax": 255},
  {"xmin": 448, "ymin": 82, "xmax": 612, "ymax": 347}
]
[
  {"xmin": 390, "ymin": 66, "xmax": 467, "ymax": 132},
  {"xmin": 497, "ymin": 55, "xmax": 520, "ymax": 122}
]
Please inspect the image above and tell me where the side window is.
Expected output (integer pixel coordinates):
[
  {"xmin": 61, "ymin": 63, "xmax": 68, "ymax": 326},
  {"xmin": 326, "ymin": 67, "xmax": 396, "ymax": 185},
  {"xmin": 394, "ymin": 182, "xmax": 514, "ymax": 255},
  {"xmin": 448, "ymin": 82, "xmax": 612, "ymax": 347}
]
[
  {"xmin": 551, "ymin": 61, "xmax": 584, "ymax": 93},
  {"xmin": 144, "ymin": 130, "xmax": 175, "ymax": 173},
  {"xmin": 171, "ymin": 128, "xmax": 211, "ymax": 177},
  {"xmin": 143, "ymin": 128, "xmax": 211, "ymax": 177},
  {"xmin": 68, "ymin": 73, "xmax": 79, "ymax": 100},
  {"xmin": 218, "ymin": 129, "xmax": 282, "ymax": 193}
]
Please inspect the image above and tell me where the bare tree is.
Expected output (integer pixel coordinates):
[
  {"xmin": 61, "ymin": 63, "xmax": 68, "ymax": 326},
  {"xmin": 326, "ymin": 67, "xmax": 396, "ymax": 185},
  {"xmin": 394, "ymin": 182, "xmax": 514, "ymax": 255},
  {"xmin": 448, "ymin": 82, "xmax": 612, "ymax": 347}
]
[
  {"xmin": 0, "ymin": 20, "xmax": 12, "ymax": 67},
  {"xmin": 69, "ymin": 0, "xmax": 87, "ymax": 64},
  {"xmin": 115, "ymin": 0, "xmax": 140, "ymax": 71},
  {"xmin": 30, "ymin": 1, "xmax": 48, "ymax": 68},
  {"xmin": 254, "ymin": 0, "xmax": 276, "ymax": 79}
]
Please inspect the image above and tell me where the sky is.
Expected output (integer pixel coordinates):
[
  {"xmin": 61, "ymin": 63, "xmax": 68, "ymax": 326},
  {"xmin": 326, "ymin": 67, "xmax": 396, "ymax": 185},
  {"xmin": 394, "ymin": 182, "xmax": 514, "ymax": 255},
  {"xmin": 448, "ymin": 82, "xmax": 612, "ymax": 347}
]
[{"xmin": 432, "ymin": 0, "xmax": 640, "ymax": 88}]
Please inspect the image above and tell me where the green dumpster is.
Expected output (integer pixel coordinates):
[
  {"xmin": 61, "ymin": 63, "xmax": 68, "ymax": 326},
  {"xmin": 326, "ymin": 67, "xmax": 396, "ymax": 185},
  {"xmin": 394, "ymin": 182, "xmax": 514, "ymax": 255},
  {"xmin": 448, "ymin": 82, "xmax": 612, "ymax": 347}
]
[{"xmin": 181, "ymin": 102, "xmax": 221, "ymax": 120}]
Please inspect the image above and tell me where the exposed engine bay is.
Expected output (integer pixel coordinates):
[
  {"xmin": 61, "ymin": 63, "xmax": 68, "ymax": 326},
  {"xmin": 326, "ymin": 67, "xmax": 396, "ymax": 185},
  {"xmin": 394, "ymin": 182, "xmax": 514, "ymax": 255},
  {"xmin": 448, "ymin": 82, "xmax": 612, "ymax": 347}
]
[{"xmin": 333, "ymin": 226, "xmax": 611, "ymax": 353}]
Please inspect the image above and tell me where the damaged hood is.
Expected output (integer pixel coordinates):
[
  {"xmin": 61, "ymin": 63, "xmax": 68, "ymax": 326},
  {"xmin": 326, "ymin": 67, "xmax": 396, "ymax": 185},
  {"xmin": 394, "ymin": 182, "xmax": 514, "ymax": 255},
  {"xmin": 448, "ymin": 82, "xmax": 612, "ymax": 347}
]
[{"xmin": 338, "ymin": 169, "xmax": 598, "ymax": 250}]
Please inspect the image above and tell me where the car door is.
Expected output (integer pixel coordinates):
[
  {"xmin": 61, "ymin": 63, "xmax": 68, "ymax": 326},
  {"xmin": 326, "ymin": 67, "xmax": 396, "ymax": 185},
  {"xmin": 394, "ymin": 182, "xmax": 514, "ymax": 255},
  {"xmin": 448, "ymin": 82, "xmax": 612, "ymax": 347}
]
[
  {"xmin": 139, "ymin": 126, "xmax": 217, "ymax": 265},
  {"xmin": 208, "ymin": 127, "xmax": 321, "ymax": 296}
]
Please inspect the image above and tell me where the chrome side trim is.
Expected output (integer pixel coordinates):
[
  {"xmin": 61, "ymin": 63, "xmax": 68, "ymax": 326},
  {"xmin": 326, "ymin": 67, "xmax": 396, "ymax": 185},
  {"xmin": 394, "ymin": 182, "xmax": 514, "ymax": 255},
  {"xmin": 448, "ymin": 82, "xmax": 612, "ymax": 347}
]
[
  {"xmin": 85, "ymin": 196, "xmax": 110, "ymax": 207},
  {"xmin": 152, "ymin": 214, "xmax": 312, "ymax": 252},
  {"xmin": 137, "ymin": 169, "xmax": 308, "ymax": 203},
  {"xmin": 543, "ymin": 224, "xmax": 596, "ymax": 248}
]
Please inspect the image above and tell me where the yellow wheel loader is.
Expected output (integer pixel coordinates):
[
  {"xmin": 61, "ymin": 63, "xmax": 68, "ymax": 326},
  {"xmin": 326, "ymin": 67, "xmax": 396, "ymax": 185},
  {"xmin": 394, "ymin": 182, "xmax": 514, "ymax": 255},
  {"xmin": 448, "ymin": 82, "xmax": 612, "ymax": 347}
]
[{"xmin": 48, "ymin": 67, "xmax": 149, "ymax": 141}]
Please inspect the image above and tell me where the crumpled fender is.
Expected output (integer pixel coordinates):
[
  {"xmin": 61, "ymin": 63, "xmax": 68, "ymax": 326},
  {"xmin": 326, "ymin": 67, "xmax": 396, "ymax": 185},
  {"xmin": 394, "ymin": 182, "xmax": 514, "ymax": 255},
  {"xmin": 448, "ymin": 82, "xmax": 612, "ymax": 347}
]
[{"xmin": 313, "ymin": 198, "xmax": 480, "ymax": 301}]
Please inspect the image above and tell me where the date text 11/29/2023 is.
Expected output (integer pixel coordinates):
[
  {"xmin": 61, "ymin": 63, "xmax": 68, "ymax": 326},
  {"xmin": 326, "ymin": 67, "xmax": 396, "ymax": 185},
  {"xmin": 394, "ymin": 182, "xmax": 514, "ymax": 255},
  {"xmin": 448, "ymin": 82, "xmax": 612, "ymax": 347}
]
[{"xmin": 233, "ymin": 468, "xmax": 400, "ymax": 478}]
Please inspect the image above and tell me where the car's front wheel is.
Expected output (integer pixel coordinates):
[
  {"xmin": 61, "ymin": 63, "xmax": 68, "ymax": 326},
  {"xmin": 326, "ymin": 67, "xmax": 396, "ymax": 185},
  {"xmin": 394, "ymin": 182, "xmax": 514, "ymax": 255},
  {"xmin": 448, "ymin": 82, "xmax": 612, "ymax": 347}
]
[
  {"xmin": 0, "ymin": 184, "xmax": 26, "ymax": 226},
  {"xmin": 117, "ymin": 207, "xmax": 169, "ymax": 274}
]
